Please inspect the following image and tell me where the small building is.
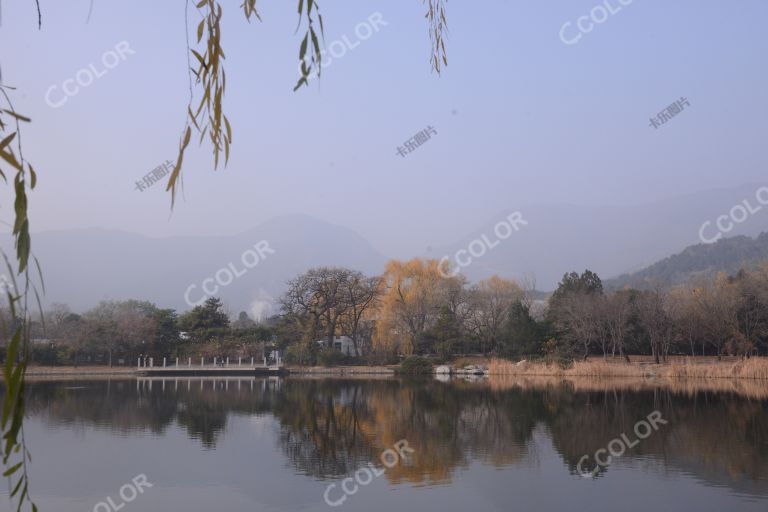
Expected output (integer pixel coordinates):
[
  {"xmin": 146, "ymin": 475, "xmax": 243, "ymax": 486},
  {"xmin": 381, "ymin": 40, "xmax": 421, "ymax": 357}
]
[{"xmin": 316, "ymin": 336, "xmax": 360, "ymax": 357}]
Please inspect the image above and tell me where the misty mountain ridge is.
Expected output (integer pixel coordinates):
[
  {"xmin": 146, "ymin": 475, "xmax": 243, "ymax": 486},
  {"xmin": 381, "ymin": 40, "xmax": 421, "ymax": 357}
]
[
  {"xmin": 1, "ymin": 214, "xmax": 387, "ymax": 316},
  {"xmin": 606, "ymin": 232, "xmax": 768, "ymax": 290},
  {"xmin": 2, "ymin": 184, "xmax": 767, "ymax": 313},
  {"xmin": 430, "ymin": 182, "xmax": 768, "ymax": 287}
]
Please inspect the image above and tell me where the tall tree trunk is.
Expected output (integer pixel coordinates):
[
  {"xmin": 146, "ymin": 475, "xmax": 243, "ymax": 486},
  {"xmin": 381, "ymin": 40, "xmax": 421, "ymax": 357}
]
[
  {"xmin": 326, "ymin": 319, "xmax": 336, "ymax": 347},
  {"xmin": 350, "ymin": 334, "xmax": 360, "ymax": 357}
]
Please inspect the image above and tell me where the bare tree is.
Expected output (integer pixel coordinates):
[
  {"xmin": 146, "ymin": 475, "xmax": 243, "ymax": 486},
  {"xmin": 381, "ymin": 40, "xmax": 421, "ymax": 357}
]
[
  {"xmin": 339, "ymin": 275, "xmax": 382, "ymax": 356},
  {"xmin": 465, "ymin": 276, "xmax": 523, "ymax": 355},
  {"xmin": 282, "ymin": 267, "xmax": 380, "ymax": 354},
  {"xmin": 281, "ymin": 270, "xmax": 324, "ymax": 342},
  {"xmin": 636, "ymin": 289, "xmax": 675, "ymax": 364},
  {"xmin": 604, "ymin": 291, "xmax": 632, "ymax": 362},
  {"xmin": 689, "ymin": 274, "xmax": 739, "ymax": 359},
  {"xmin": 518, "ymin": 273, "xmax": 538, "ymax": 311},
  {"xmin": 666, "ymin": 286, "xmax": 701, "ymax": 357},
  {"xmin": 553, "ymin": 293, "xmax": 600, "ymax": 361},
  {"xmin": 732, "ymin": 266, "xmax": 768, "ymax": 356}
]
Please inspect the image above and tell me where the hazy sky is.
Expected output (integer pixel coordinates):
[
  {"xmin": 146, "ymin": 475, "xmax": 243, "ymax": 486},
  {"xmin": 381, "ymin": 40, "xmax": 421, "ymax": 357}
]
[{"xmin": 1, "ymin": 0, "xmax": 767, "ymax": 257}]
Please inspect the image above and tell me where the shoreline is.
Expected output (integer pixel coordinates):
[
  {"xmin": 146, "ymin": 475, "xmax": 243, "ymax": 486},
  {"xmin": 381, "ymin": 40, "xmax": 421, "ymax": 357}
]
[{"xmin": 22, "ymin": 358, "xmax": 768, "ymax": 380}]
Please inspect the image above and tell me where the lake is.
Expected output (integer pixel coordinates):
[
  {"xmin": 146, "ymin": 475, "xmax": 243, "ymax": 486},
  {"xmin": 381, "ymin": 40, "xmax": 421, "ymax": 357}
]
[{"xmin": 5, "ymin": 376, "xmax": 768, "ymax": 511}]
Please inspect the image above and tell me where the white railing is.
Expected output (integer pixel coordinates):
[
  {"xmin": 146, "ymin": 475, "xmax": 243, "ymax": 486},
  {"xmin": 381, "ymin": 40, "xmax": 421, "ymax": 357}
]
[{"xmin": 137, "ymin": 356, "xmax": 281, "ymax": 369}]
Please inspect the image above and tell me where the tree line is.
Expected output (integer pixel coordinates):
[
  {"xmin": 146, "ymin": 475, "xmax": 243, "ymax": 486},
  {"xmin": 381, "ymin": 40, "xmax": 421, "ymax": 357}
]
[
  {"xmin": 0, "ymin": 297, "xmax": 270, "ymax": 366},
  {"xmin": 279, "ymin": 259, "xmax": 768, "ymax": 364},
  {"xmin": 3, "ymin": 258, "xmax": 768, "ymax": 366}
]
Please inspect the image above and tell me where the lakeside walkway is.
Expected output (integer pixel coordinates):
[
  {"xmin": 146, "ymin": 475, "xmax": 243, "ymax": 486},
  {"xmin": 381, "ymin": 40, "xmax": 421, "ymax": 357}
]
[
  {"xmin": 135, "ymin": 356, "xmax": 287, "ymax": 376},
  {"xmin": 138, "ymin": 366, "xmax": 287, "ymax": 376}
]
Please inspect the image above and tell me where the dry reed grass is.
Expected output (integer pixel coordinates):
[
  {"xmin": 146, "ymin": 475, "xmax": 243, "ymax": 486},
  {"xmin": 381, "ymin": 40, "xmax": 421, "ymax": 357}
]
[
  {"xmin": 487, "ymin": 357, "xmax": 768, "ymax": 380},
  {"xmin": 485, "ymin": 374, "xmax": 768, "ymax": 399}
]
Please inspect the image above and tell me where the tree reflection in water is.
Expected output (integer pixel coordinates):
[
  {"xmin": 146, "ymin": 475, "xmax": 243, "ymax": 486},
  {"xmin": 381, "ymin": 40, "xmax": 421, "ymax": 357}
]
[{"xmin": 19, "ymin": 376, "xmax": 768, "ymax": 497}]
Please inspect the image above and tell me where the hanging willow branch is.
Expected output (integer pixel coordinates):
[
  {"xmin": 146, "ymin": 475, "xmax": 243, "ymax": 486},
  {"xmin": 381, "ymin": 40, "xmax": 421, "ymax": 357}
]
[
  {"xmin": 166, "ymin": 0, "xmax": 448, "ymax": 202},
  {"xmin": 0, "ymin": 82, "xmax": 42, "ymax": 512},
  {"xmin": 424, "ymin": 0, "xmax": 448, "ymax": 74},
  {"xmin": 167, "ymin": 0, "xmax": 233, "ymax": 206},
  {"xmin": 166, "ymin": 0, "xmax": 328, "ymax": 202},
  {"xmin": 292, "ymin": 0, "xmax": 324, "ymax": 91}
]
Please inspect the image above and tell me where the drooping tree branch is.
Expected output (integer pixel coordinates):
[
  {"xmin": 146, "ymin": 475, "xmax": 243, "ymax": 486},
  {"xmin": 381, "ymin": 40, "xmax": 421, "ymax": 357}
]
[
  {"xmin": 424, "ymin": 0, "xmax": 448, "ymax": 74},
  {"xmin": 292, "ymin": 0, "xmax": 324, "ymax": 91},
  {"xmin": 0, "ymin": 82, "xmax": 42, "ymax": 512}
]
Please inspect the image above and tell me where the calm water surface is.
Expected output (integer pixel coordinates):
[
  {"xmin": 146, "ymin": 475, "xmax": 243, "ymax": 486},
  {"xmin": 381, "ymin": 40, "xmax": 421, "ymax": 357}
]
[{"xmin": 4, "ymin": 377, "xmax": 768, "ymax": 512}]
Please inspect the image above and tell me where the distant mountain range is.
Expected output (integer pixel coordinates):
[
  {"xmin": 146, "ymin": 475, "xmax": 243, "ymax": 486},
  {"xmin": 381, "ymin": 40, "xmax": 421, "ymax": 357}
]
[
  {"xmin": 2, "ymin": 184, "xmax": 767, "ymax": 313},
  {"xmin": 429, "ymin": 182, "xmax": 768, "ymax": 288},
  {"xmin": 605, "ymin": 232, "xmax": 768, "ymax": 290},
  {"xmin": 1, "ymin": 215, "xmax": 387, "ymax": 316}
]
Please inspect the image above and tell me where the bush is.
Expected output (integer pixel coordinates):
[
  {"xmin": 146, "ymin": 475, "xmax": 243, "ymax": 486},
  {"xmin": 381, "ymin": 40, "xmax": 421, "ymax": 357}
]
[
  {"xmin": 284, "ymin": 341, "xmax": 318, "ymax": 366},
  {"xmin": 31, "ymin": 344, "xmax": 66, "ymax": 366},
  {"xmin": 435, "ymin": 342, "xmax": 454, "ymax": 363},
  {"xmin": 397, "ymin": 356, "xmax": 433, "ymax": 375},
  {"xmin": 364, "ymin": 349, "xmax": 400, "ymax": 366},
  {"xmin": 318, "ymin": 348, "xmax": 349, "ymax": 367}
]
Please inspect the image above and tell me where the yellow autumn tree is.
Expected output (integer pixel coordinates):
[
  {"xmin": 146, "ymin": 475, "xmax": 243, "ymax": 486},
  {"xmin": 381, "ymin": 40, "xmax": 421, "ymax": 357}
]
[{"xmin": 373, "ymin": 258, "xmax": 464, "ymax": 354}]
